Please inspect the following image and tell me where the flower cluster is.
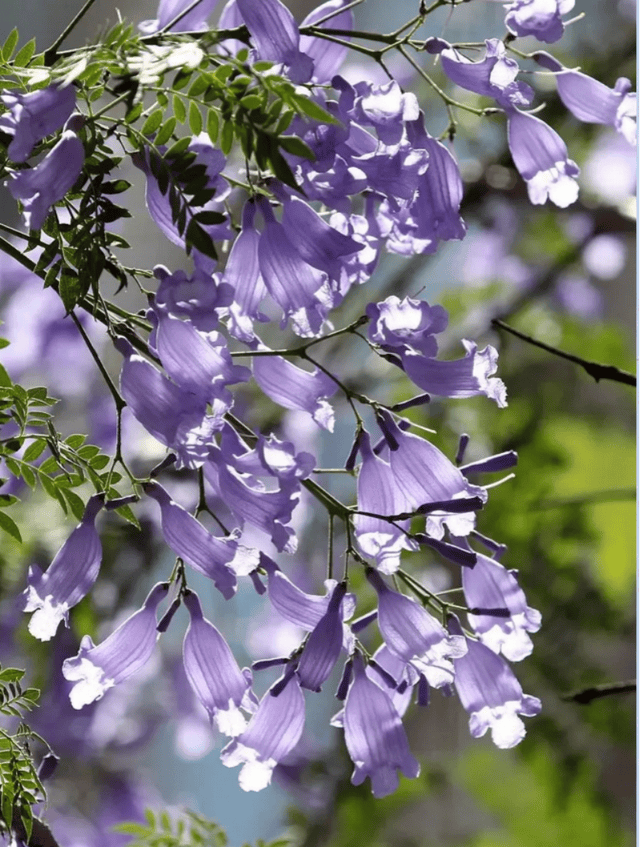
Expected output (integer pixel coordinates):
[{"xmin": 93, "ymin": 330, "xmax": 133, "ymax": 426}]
[{"xmin": 4, "ymin": 0, "xmax": 633, "ymax": 806}]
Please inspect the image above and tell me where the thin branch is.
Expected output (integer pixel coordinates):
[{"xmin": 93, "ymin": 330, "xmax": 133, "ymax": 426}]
[
  {"xmin": 562, "ymin": 680, "xmax": 636, "ymax": 705},
  {"xmin": 492, "ymin": 319, "xmax": 636, "ymax": 387},
  {"xmin": 45, "ymin": 0, "xmax": 100, "ymax": 61},
  {"xmin": 532, "ymin": 489, "xmax": 636, "ymax": 509}
]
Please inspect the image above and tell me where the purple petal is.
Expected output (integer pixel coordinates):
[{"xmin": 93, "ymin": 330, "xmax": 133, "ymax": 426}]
[
  {"xmin": 0, "ymin": 84, "xmax": 76, "ymax": 163},
  {"xmin": 62, "ymin": 582, "xmax": 168, "ymax": 708},
  {"xmin": 236, "ymin": 0, "xmax": 313, "ymax": 82},
  {"xmin": 297, "ymin": 582, "xmax": 347, "ymax": 691},
  {"xmin": 300, "ymin": 0, "xmax": 353, "ymax": 82}
]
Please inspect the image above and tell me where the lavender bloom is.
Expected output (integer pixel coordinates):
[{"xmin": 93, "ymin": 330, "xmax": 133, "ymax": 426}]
[
  {"xmin": 140, "ymin": 0, "xmax": 221, "ymax": 32},
  {"xmin": 0, "ymin": 84, "xmax": 76, "ymax": 162},
  {"xmin": 348, "ymin": 79, "xmax": 420, "ymax": 146},
  {"xmin": 261, "ymin": 555, "xmax": 355, "ymax": 631},
  {"xmin": 182, "ymin": 590, "xmax": 255, "ymax": 736},
  {"xmin": 257, "ymin": 198, "xmax": 333, "ymax": 337},
  {"xmin": 505, "ymin": 0, "xmax": 575, "ymax": 43},
  {"xmin": 144, "ymin": 481, "xmax": 244, "ymax": 599},
  {"xmin": 8, "ymin": 128, "xmax": 84, "ymax": 230},
  {"xmin": 506, "ymin": 107, "xmax": 580, "ymax": 207},
  {"xmin": 556, "ymin": 70, "xmax": 636, "ymax": 146},
  {"xmin": 367, "ymin": 569, "xmax": 467, "ymax": 687},
  {"xmin": 462, "ymin": 550, "xmax": 541, "ymax": 661},
  {"xmin": 156, "ymin": 315, "xmax": 250, "ymax": 404},
  {"xmin": 366, "ymin": 295, "xmax": 448, "ymax": 357},
  {"xmin": 62, "ymin": 583, "xmax": 169, "ymax": 709},
  {"xmin": 334, "ymin": 654, "xmax": 420, "ymax": 798},
  {"xmin": 299, "ymin": 0, "xmax": 354, "ymax": 83},
  {"xmin": 297, "ymin": 582, "xmax": 348, "ymax": 691},
  {"xmin": 154, "ymin": 266, "xmax": 234, "ymax": 332},
  {"xmin": 450, "ymin": 617, "xmax": 541, "ymax": 748},
  {"xmin": 366, "ymin": 645, "xmax": 416, "ymax": 716},
  {"xmin": 354, "ymin": 430, "xmax": 418, "ymax": 574},
  {"xmin": 402, "ymin": 340, "xmax": 508, "ymax": 407},
  {"xmin": 252, "ymin": 352, "xmax": 337, "ymax": 431},
  {"xmin": 381, "ymin": 413, "xmax": 487, "ymax": 539},
  {"xmin": 221, "ymin": 672, "xmax": 305, "ymax": 791},
  {"xmin": 21, "ymin": 495, "xmax": 104, "ymax": 641},
  {"xmin": 222, "ymin": 201, "xmax": 268, "ymax": 342},
  {"xmin": 119, "ymin": 346, "xmax": 216, "ymax": 467},
  {"xmin": 432, "ymin": 38, "xmax": 534, "ymax": 108},
  {"xmin": 236, "ymin": 0, "xmax": 314, "ymax": 83}
]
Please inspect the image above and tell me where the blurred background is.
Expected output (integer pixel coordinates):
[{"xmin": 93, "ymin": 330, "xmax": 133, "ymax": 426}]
[{"xmin": 0, "ymin": 1, "xmax": 635, "ymax": 846}]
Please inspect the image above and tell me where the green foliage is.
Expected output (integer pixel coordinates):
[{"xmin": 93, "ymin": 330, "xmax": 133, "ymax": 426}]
[
  {"xmin": 0, "ymin": 666, "xmax": 46, "ymax": 845},
  {"xmin": 115, "ymin": 808, "xmax": 294, "ymax": 847}
]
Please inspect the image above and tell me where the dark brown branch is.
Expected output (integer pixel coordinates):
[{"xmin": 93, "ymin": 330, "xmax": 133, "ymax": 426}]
[
  {"xmin": 562, "ymin": 680, "xmax": 636, "ymax": 705},
  {"xmin": 492, "ymin": 319, "xmax": 636, "ymax": 387}
]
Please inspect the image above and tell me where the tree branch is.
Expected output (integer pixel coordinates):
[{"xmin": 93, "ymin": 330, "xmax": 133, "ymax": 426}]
[
  {"xmin": 492, "ymin": 319, "xmax": 636, "ymax": 387},
  {"xmin": 562, "ymin": 680, "xmax": 636, "ymax": 704}
]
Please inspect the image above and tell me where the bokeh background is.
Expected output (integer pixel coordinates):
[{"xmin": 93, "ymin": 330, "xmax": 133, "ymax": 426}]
[{"xmin": 0, "ymin": 1, "xmax": 635, "ymax": 845}]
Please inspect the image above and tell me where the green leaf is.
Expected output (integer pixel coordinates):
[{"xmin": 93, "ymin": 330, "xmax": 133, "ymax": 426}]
[
  {"xmin": 102, "ymin": 179, "xmax": 131, "ymax": 194},
  {"xmin": 2, "ymin": 28, "xmax": 19, "ymax": 61},
  {"xmin": 141, "ymin": 109, "xmax": 164, "ymax": 137},
  {"xmin": 0, "ymin": 494, "xmax": 19, "ymax": 508},
  {"xmin": 59, "ymin": 269, "xmax": 87, "ymax": 313},
  {"xmin": 20, "ymin": 464, "xmax": 36, "ymax": 490},
  {"xmin": 125, "ymin": 102, "xmax": 143, "ymax": 124},
  {"xmin": 65, "ymin": 434, "xmax": 87, "ymax": 449},
  {"xmin": 173, "ymin": 94, "xmax": 186, "ymax": 123},
  {"xmin": 278, "ymin": 135, "xmax": 315, "ymax": 160},
  {"xmin": 13, "ymin": 38, "xmax": 36, "ymax": 68},
  {"xmin": 193, "ymin": 210, "xmax": 226, "ymax": 225},
  {"xmin": 206, "ymin": 108, "xmax": 219, "ymax": 143},
  {"xmin": 220, "ymin": 120, "xmax": 234, "ymax": 156},
  {"xmin": 155, "ymin": 116, "xmax": 177, "ymax": 146},
  {"xmin": 189, "ymin": 101, "xmax": 203, "ymax": 135},
  {"xmin": 0, "ymin": 364, "xmax": 12, "ymax": 388},
  {"xmin": 239, "ymin": 93, "xmax": 262, "ymax": 111},
  {"xmin": 165, "ymin": 136, "xmax": 191, "ymax": 159},
  {"xmin": 63, "ymin": 488, "xmax": 85, "ymax": 521},
  {"xmin": 22, "ymin": 439, "xmax": 46, "ymax": 462},
  {"xmin": 0, "ymin": 511, "xmax": 21, "ymax": 543},
  {"xmin": 188, "ymin": 75, "xmax": 209, "ymax": 98},
  {"xmin": 289, "ymin": 92, "xmax": 339, "ymax": 125},
  {"xmin": 0, "ymin": 338, "xmax": 10, "ymax": 350},
  {"xmin": 185, "ymin": 220, "xmax": 217, "ymax": 261},
  {"xmin": 253, "ymin": 60, "xmax": 274, "ymax": 72}
]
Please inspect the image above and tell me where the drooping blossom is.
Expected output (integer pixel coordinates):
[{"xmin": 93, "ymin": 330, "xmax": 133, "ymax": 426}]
[
  {"xmin": 332, "ymin": 653, "xmax": 420, "ymax": 798},
  {"xmin": 367, "ymin": 569, "xmax": 467, "ymax": 687},
  {"xmin": 21, "ymin": 495, "xmax": 104, "ymax": 641},
  {"xmin": 505, "ymin": 107, "xmax": 580, "ymax": 207},
  {"xmin": 235, "ymin": 0, "xmax": 314, "ymax": 83},
  {"xmin": 62, "ymin": 583, "xmax": 169, "ymax": 709},
  {"xmin": 252, "ymin": 351, "xmax": 338, "ymax": 431},
  {"xmin": 449, "ymin": 616, "xmax": 541, "ymax": 748},
  {"xmin": 182, "ymin": 590, "xmax": 256, "ymax": 735},
  {"xmin": 0, "ymin": 83, "xmax": 76, "ymax": 162},
  {"xmin": 534, "ymin": 53, "xmax": 637, "ymax": 146},
  {"xmin": 297, "ymin": 582, "xmax": 349, "ymax": 691},
  {"xmin": 221, "ymin": 671, "xmax": 305, "ymax": 790},
  {"xmin": 461, "ymin": 548, "xmax": 541, "ymax": 661},
  {"xmin": 144, "ymin": 481, "xmax": 247, "ymax": 599},
  {"xmin": 222, "ymin": 200, "xmax": 268, "ymax": 342},
  {"xmin": 366, "ymin": 295, "xmax": 448, "ymax": 357},
  {"xmin": 153, "ymin": 265, "xmax": 235, "ymax": 332},
  {"xmin": 8, "ymin": 125, "xmax": 84, "ymax": 230},
  {"xmin": 504, "ymin": 0, "xmax": 575, "ymax": 44},
  {"xmin": 299, "ymin": 0, "xmax": 354, "ymax": 83},
  {"xmin": 354, "ymin": 429, "xmax": 418, "ymax": 574}
]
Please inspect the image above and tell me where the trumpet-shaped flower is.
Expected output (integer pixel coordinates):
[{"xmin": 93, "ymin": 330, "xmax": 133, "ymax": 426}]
[
  {"xmin": 0, "ymin": 84, "xmax": 76, "ymax": 162},
  {"xmin": 62, "ymin": 583, "xmax": 169, "ymax": 709}
]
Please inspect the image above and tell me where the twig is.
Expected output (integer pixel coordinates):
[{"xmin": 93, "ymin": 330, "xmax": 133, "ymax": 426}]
[
  {"xmin": 45, "ymin": 0, "xmax": 100, "ymax": 61},
  {"xmin": 492, "ymin": 319, "xmax": 636, "ymax": 387},
  {"xmin": 562, "ymin": 680, "xmax": 636, "ymax": 704},
  {"xmin": 531, "ymin": 489, "xmax": 636, "ymax": 509}
]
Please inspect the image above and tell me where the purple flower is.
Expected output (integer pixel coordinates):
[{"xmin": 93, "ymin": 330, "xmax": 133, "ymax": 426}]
[
  {"xmin": 461, "ymin": 549, "xmax": 541, "ymax": 661},
  {"xmin": 140, "ymin": 0, "xmax": 221, "ymax": 33},
  {"xmin": 505, "ymin": 0, "xmax": 575, "ymax": 44},
  {"xmin": 119, "ymin": 345, "xmax": 216, "ymax": 468},
  {"xmin": 222, "ymin": 200, "xmax": 268, "ymax": 342},
  {"xmin": 236, "ymin": 0, "xmax": 313, "ymax": 83},
  {"xmin": 380, "ymin": 412, "xmax": 487, "ymax": 540},
  {"xmin": 221, "ymin": 671, "xmax": 305, "ymax": 790},
  {"xmin": 156, "ymin": 315, "xmax": 250, "ymax": 404},
  {"xmin": 431, "ymin": 39, "xmax": 533, "ymax": 108},
  {"xmin": 252, "ymin": 351, "xmax": 337, "ymax": 431},
  {"xmin": 366, "ymin": 295, "xmax": 448, "ymax": 357},
  {"xmin": 333, "ymin": 654, "xmax": 420, "ymax": 798},
  {"xmin": 402, "ymin": 340, "xmax": 507, "ymax": 407},
  {"xmin": 354, "ymin": 430, "xmax": 418, "ymax": 574},
  {"xmin": 506, "ymin": 107, "xmax": 580, "ymax": 207},
  {"xmin": 182, "ymin": 590, "xmax": 256, "ymax": 735},
  {"xmin": 21, "ymin": 495, "xmax": 104, "ymax": 641},
  {"xmin": 8, "ymin": 127, "xmax": 84, "ymax": 230},
  {"xmin": 144, "ymin": 481, "xmax": 247, "ymax": 599},
  {"xmin": 261, "ymin": 555, "xmax": 355, "ymax": 631},
  {"xmin": 299, "ymin": 0, "xmax": 353, "ymax": 83},
  {"xmin": 0, "ymin": 84, "xmax": 76, "ymax": 162},
  {"xmin": 154, "ymin": 265, "xmax": 234, "ymax": 331},
  {"xmin": 345, "ymin": 79, "xmax": 419, "ymax": 146},
  {"xmin": 297, "ymin": 582, "xmax": 348, "ymax": 691},
  {"xmin": 62, "ymin": 583, "xmax": 169, "ymax": 709},
  {"xmin": 556, "ymin": 70, "xmax": 636, "ymax": 146},
  {"xmin": 367, "ymin": 569, "xmax": 467, "ymax": 687},
  {"xmin": 450, "ymin": 616, "xmax": 541, "ymax": 748}
]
